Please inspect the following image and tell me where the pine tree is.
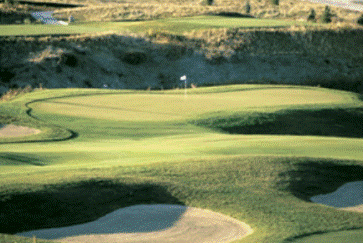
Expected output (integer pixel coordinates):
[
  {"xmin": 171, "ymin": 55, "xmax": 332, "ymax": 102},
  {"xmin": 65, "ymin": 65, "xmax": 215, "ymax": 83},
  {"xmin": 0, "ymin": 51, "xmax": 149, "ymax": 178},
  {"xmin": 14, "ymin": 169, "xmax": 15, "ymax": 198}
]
[
  {"xmin": 321, "ymin": 5, "xmax": 332, "ymax": 23},
  {"xmin": 245, "ymin": 1, "xmax": 251, "ymax": 14},
  {"xmin": 270, "ymin": 0, "xmax": 279, "ymax": 6},
  {"xmin": 307, "ymin": 8, "xmax": 316, "ymax": 22},
  {"xmin": 358, "ymin": 14, "xmax": 363, "ymax": 25}
]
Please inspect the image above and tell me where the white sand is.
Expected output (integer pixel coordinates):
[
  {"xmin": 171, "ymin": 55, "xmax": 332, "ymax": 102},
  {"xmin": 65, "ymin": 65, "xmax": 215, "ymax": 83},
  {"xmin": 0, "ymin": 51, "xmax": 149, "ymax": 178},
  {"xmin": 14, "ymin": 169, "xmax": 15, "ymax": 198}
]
[
  {"xmin": 17, "ymin": 204, "xmax": 253, "ymax": 243},
  {"xmin": 311, "ymin": 181, "xmax": 363, "ymax": 213},
  {"xmin": 0, "ymin": 124, "xmax": 41, "ymax": 138}
]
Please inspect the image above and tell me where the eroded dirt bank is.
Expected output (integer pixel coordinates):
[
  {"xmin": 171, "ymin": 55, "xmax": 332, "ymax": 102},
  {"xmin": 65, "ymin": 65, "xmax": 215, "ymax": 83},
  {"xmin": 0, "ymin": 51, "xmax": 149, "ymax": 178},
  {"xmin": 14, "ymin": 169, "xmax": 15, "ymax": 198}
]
[{"xmin": 1, "ymin": 27, "xmax": 363, "ymax": 94}]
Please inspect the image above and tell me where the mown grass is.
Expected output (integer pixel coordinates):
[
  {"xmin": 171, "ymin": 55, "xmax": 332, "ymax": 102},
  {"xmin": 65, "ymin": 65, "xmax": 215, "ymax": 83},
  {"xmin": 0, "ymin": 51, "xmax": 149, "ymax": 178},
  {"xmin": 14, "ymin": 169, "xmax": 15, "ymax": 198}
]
[
  {"xmin": 0, "ymin": 23, "xmax": 105, "ymax": 36},
  {"xmin": 1, "ymin": 85, "xmax": 363, "ymax": 243},
  {"xmin": 287, "ymin": 229, "xmax": 363, "ymax": 242},
  {"xmin": 0, "ymin": 15, "xmax": 317, "ymax": 36}
]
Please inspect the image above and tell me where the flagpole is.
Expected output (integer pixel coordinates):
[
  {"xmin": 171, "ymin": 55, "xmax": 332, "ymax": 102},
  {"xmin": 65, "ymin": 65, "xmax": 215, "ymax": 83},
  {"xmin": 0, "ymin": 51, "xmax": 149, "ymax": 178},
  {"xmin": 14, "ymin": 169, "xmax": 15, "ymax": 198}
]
[{"xmin": 180, "ymin": 75, "xmax": 187, "ymax": 98}]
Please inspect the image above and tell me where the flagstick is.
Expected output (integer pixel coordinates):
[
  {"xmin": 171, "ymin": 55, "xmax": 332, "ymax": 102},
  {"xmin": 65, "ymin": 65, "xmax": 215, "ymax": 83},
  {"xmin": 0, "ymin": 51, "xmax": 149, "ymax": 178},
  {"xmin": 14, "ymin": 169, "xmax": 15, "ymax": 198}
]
[{"xmin": 180, "ymin": 75, "xmax": 187, "ymax": 98}]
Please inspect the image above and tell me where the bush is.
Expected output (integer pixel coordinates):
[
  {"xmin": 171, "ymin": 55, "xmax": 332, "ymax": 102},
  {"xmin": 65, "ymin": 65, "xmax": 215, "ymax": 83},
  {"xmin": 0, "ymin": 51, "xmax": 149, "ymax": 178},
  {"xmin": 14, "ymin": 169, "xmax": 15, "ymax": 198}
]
[
  {"xmin": 201, "ymin": 0, "xmax": 214, "ymax": 6},
  {"xmin": 0, "ymin": 68, "xmax": 15, "ymax": 83},
  {"xmin": 269, "ymin": 0, "xmax": 279, "ymax": 6},
  {"xmin": 321, "ymin": 5, "xmax": 332, "ymax": 23},
  {"xmin": 23, "ymin": 18, "xmax": 32, "ymax": 25},
  {"xmin": 4, "ymin": 0, "xmax": 15, "ymax": 6},
  {"xmin": 58, "ymin": 52, "xmax": 78, "ymax": 67},
  {"xmin": 245, "ymin": 1, "xmax": 251, "ymax": 14},
  {"xmin": 122, "ymin": 50, "xmax": 147, "ymax": 65},
  {"xmin": 307, "ymin": 8, "xmax": 316, "ymax": 22},
  {"xmin": 358, "ymin": 14, "xmax": 363, "ymax": 25}
]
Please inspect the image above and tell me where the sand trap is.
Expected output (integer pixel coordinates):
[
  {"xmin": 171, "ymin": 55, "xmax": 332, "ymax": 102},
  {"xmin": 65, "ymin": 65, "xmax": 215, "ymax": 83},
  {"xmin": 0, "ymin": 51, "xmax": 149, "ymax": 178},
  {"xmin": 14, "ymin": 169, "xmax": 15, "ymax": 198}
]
[
  {"xmin": 0, "ymin": 124, "xmax": 41, "ymax": 138},
  {"xmin": 17, "ymin": 204, "xmax": 253, "ymax": 243},
  {"xmin": 311, "ymin": 181, "xmax": 363, "ymax": 213}
]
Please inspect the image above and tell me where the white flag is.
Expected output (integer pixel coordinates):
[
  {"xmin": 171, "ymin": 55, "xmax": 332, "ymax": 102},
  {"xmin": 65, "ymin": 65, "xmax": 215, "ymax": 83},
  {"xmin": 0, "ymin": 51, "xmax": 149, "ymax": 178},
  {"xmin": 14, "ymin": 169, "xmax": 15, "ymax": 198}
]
[{"xmin": 180, "ymin": 75, "xmax": 187, "ymax": 81}]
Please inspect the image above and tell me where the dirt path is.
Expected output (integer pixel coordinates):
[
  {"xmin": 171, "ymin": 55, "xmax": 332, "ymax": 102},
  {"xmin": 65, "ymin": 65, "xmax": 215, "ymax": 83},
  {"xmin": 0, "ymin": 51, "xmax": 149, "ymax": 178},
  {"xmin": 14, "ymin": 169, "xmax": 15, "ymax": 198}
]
[
  {"xmin": 0, "ymin": 124, "xmax": 41, "ymax": 138},
  {"xmin": 17, "ymin": 204, "xmax": 253, "ymax": 243}
]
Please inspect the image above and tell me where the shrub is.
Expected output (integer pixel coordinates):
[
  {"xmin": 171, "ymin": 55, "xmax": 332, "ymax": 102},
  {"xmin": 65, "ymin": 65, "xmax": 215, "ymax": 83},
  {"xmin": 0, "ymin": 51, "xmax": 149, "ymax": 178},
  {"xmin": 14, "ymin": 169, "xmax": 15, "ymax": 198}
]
[
  {"xmin": 245, "ymin": 1, "xmax": 251, "ymax": 14},
  {"xmin": 0, "ymin": 68, "xmax": 15, "ymax": 83},
  {"xmin": 201, "ymin": 0, "xmax": 214, "ymax": 6},
  {"xmin": 23, "ymin": 18, "xmax": 32, "ymax": 25},
  {"xmin": 307, "ymin": 8, "xmax": 316, "ymax": 22},
  {"xmin": 269, "ymin": 0, "xmax": 279, "ymax": 6},
  {"xmin": 358, "ymin": 14, "xmax": 363, "ymax": 25},
  {"xmin": 321, "ymin": 5, "xmax": 332, "ymax": 23},
  {"xmin": 4, "ymin": 0, "xmax": 15, "ymax": 7},
  {"xmin": 58, "ymin": 52, "xmax": 78, "ymax": 67},
  {"xmin": 165, "ymin": 44, "xmax": 187, "ymax": 60},
  {"xmin": 122, "ymin": 50, "xmax": 147, "ymax": 65},
  {"xmin": 0, "ymin": 85, "xmax": 33, "ymax": 102}
]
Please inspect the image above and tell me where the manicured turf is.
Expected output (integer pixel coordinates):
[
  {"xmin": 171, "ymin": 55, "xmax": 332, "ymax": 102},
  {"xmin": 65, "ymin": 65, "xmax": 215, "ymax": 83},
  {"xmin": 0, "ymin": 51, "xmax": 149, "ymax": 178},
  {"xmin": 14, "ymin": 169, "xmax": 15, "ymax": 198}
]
[
  {"xmin": 0, "ymin": 85, "xmax": 363, "ymax": 243},
  {"xmin": 0, "ymin": 24, "xmax": 103, "ymax": 36},
  {"xmin": 0, "ymin": 15, "xmax": 317, "ymax": 36},
  {"xmin": 288, "ymin": 229, "xmax": 363, "ymax": 242}
]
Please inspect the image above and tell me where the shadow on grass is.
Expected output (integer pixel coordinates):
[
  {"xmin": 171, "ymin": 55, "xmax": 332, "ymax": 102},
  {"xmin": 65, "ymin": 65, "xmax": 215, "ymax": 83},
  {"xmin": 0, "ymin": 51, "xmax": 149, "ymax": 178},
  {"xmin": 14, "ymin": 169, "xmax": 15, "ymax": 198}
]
[
  {"xmin": 211, "ymin": 12, "xmax": 255, "ymax": 18},
  {"xmin": 278, "ymin": 159, "xmax": 363, "ymax": 202},
  {"xmin": 195, "ymin": 108, "xmax": 363, "ymax": 138},
  {"xmin": 283, "ymin": 227, "xmax": 363, "ymax": 242},
  {"xmin": 0, "ymin": 152, "xmax": 46, "ymax": 166},
  {"xmin": 0, "ymin": 179, "xmax": 184, "ymax": 234}
]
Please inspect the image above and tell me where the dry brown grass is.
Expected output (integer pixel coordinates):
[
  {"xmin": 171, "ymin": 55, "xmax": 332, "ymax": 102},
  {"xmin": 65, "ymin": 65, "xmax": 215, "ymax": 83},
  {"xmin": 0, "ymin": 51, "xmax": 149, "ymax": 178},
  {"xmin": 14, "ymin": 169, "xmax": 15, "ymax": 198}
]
[
  {"xmin": 0, "ymin": 84, "xmax": 44, "ymax": 102},
  {"xmin": 50, "ymin": 0, "xmax": 362, "ymax": 24}
]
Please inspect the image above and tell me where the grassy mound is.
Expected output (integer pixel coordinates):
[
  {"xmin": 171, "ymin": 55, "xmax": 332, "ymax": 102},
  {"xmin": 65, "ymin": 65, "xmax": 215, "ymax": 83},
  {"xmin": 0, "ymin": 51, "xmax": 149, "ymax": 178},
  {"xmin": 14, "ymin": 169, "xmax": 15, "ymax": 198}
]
[{"xmin": 0, "ymin": 85, "xmax": 363, "ymax": 242}]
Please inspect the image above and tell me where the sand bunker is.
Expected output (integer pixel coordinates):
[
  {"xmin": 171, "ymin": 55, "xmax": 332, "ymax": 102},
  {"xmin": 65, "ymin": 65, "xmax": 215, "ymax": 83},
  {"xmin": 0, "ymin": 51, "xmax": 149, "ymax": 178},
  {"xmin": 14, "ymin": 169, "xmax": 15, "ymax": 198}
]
[
  {"xmin": 311, "ymin": 181, "xmax": 363, "ymax": 213},
  {"xmin": 17, "ymin": 204, "xmax": 253, "ymax": 243},
  {"xmin": 0, "ymin": 124, "xmax": 41, "ymax": 138}
]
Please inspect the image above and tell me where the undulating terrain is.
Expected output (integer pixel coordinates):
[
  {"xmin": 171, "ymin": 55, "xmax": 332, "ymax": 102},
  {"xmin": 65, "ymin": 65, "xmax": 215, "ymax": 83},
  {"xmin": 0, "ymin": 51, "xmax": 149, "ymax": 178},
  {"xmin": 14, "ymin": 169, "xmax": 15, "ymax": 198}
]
[{"xmin": 1, "ymin": 0, "xmax": 363, "ymax": 243}]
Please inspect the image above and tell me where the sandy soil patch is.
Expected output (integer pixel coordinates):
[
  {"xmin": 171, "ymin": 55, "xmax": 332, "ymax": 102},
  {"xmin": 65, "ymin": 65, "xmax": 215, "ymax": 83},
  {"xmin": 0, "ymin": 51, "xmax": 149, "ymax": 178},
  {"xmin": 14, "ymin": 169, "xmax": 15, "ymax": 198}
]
[
  {"xmin": 17, "ymin": 204, "xmax": 253, "ymax": 243},
  {"xmin": 311, "ymin": 181, "xmax": 363, "ymax": 213},
  {"xmin": 0, "ymin": 124, "xmax": 41, "ymax": 138}
]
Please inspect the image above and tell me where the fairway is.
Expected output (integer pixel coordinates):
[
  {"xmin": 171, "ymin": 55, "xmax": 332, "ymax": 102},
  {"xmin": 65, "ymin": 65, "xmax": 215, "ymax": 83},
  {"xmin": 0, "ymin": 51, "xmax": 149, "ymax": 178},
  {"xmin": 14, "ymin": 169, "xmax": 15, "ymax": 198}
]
[
  {"xmin": 0, "ymin": 15, "xmax": 316, "ymax": 36},
  {"xmin": 290, "ymin": 229, "xmax": 363, "ymax": 242},
  {"xmin": 1, "ymin": 85, "xmax": 363, "ymax": 243}
]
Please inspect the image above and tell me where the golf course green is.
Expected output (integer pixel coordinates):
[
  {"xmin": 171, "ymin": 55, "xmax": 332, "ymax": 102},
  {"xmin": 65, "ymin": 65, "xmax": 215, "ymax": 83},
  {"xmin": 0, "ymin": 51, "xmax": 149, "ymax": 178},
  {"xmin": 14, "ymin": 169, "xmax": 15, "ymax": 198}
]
[
  {"xmin": 1, "ymin": 84, "xmax": 363, "ymax": 242},
  {"xmin": 0, "ymin": 15, "xmax": 316, "ymax": 36}
]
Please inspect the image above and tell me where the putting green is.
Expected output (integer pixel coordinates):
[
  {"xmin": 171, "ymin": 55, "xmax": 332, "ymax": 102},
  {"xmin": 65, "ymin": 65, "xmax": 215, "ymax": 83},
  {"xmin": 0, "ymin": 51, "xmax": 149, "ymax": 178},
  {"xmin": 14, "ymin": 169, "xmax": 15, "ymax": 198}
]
[{"xmin": 30, "ymin": 88, "xmax": 356, "ymax": 122}]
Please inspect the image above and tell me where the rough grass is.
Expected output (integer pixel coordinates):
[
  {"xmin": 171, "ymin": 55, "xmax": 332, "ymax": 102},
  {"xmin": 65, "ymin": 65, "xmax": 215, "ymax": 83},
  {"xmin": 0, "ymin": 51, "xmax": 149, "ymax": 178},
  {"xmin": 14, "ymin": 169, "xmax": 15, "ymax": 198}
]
[
  {"xmin": 49, "ymin": 0, "xmax": 363, "ymax": 24},
  {"xmin": 1, "ymin": 85, "xmax": 363, "ymax": 243}
]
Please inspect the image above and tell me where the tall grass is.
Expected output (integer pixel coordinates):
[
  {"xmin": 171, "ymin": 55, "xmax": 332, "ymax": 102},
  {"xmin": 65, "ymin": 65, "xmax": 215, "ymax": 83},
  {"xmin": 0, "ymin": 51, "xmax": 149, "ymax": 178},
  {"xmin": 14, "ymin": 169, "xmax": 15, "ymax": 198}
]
[{"xmin": 50, "ymin": 0, "xmax": 362, "ymax": 24}]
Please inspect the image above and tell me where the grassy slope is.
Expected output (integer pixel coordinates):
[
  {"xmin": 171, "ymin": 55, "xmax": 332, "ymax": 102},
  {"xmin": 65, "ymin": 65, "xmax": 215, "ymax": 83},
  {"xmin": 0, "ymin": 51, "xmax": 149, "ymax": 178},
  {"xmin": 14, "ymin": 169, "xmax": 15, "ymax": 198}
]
[
  {"xmin": 0, "ymin": 15, "xmax": 316, "ymax": 36},
  {"xmin": 1, "ymin": 85, "xmax": 363, "ymax": 243}
]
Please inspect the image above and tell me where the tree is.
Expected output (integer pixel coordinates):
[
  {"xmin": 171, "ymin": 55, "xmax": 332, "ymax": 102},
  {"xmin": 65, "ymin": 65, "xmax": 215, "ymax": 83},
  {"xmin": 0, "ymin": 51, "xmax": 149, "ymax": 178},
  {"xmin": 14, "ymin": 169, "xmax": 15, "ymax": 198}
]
[
  {"xmin": 245, "ymin": 1, "xmax": 251, "ymax": 14},
  {"xmin": 270, "ymin": 0, "xmax": 279, "ymax": 6},
  {"xmin": 321, "ymin": 5, "xmax": 332, "ymax": 23},
  {"xmin": 201, "ymin": 0, "xmax": 214, "ymax": 5},
  {"xmin": 307, "ymin": 8, "xmax": 316, "ymax": 22},
  {"xmin": 358, "ymin": 14, "xmax": 363, "ymax": 25}
]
